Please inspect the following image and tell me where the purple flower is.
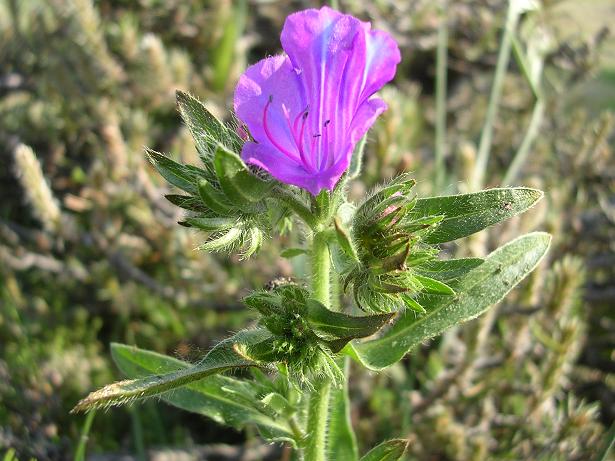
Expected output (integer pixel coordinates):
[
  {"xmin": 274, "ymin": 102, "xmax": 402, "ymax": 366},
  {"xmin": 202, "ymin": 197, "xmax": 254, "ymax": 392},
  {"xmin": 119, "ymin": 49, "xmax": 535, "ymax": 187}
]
[{"xmin": 234, "ymin": 7, "xmax": 401, "ymax": 195}]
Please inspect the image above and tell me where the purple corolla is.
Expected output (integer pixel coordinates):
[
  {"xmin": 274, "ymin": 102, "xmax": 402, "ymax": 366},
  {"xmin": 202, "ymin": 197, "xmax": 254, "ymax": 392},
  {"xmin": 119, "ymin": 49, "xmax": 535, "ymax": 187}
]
[{"xmin": 234, "ymin": 7, "xmax": 401, "ymax": 195}]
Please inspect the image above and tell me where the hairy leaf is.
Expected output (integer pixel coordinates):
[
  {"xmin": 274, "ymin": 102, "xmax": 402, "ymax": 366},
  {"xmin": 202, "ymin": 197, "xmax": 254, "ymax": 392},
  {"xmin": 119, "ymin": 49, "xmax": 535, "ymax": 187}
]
[
  {"xmin": 72, "ymin": 330, "xmax": 267, "ymax": 412},
  {"xmin": 107, "ymin": 343, "xmax": 295, "ymax": 443},
  {"xmin": 306, "ymin": 299, "xmax": 394, "ymax": 351},
  {"xmin": 411, "ymin": 187, "xmax": 543, "ymax": 243},
  {"xmin": 345, "ymin": 232, "xmax": 551, "ymax": 370}
]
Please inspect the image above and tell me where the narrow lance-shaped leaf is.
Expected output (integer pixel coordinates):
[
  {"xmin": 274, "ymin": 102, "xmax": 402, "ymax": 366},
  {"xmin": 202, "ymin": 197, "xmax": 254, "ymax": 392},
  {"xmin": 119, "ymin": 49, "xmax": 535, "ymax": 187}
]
[
  {"xmin": 306, "ymin": 299, "xmax": 394, "ymax": 352},
  {"xmin": 411, "ymin": 187, "xmax": 543, "ymax": 243},
  {"xmin": 72, "ymin": 330, "xmax": 268, "ymax": 412},
  {"xmin": 345, "ymin": 232, "xmax": 551, "ymax": 370},
  {"xmin": 360, "ymin": 440, "xmax": 409, "ymax": 461},
  {"xmin": 107, "ymin": 343, "xmax": 295, "ymax": 443}
]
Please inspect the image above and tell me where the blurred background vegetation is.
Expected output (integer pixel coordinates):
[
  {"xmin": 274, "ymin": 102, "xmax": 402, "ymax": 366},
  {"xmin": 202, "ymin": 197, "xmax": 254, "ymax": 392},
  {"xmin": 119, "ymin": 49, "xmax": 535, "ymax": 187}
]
[{"xmin": 0, "ymin": 0, "xmax": 613, "ymax": 459}]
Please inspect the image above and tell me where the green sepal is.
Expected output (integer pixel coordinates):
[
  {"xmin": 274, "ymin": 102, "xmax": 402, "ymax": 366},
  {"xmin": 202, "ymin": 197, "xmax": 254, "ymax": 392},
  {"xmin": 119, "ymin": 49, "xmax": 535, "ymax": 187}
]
[
  {"xmin": 348, "ymin": 135, "xmax": 366, "ymax": 179},
  {"xmin": 146, "ymin": 148, "xmax": 206, "ymax": 194},
  {"xmin": 360, "ymin": 439, "xmax": 409, "ymax": 461},
  {"xmin": 413, "ymin": 274, "xmax": 456, "ymax": 296},
  {"xmin": 183, "ymin": 216, "xmax": 237, "ymax": 232},
  {"xmin": 197, "ymin": 179, "xmax": 234, "ymax": 215},
  {"xmin": 176, "ymin": 90, "xmax": 241, "ymax": 160},
  {"xmin": 214, "ymin": 145, "xmax": 272, "ymax": 204},
  {"xmin": 195, "ymin": 227, "xmax": 242, "ymax": 252},
  {"xmin": 357, "ymin": 174, "xmax": 416, "ymax": 220},
  {"xmin": 334, "ymin": 217, "xmax": 360, "ymax": 262},
  {"xmin": 164, "ymin": 194, "xmax": 207, "ymax": 212}
]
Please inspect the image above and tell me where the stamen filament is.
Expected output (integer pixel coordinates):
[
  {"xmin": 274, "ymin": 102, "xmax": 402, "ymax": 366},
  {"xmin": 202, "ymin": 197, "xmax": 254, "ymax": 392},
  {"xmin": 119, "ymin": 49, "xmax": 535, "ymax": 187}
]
[{"xmin": 263, "ymin": 96, "xmax": 300, "ymax": 162}]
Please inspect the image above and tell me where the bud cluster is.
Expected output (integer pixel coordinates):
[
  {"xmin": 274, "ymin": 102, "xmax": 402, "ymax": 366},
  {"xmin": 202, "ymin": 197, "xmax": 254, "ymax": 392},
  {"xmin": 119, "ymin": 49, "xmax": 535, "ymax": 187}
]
[
  {"xmin": 150, "ymin": 91, "xmax": 289, "ymax": 258},
  {"xmin": 240, "ymin": 284, "xmax": 393, "ymax": 388},
  {"xmin": 336, "ymin": 175, "xmax": 455, "ymax": 313}
]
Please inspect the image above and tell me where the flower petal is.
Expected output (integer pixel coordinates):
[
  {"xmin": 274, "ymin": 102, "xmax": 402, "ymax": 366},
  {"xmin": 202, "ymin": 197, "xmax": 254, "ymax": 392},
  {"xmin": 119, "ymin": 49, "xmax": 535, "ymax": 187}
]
[
  {"xmin": 241, "ymin": 142, "xmax": 324, "ymax": 196},
  {"xmin": 233, "ymin": 55, "xmax": 306, "ymax": 163}
]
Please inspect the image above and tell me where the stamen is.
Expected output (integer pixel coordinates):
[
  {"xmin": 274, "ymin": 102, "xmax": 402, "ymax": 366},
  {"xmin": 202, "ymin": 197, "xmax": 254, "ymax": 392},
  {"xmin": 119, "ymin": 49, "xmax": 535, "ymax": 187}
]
[
  {"xmin": 297, "ymin": 110, "xmax": 314, "ymax": 172},
  {"xmin": 262, "ymin": 95, "xmax": 299, "ymax": 162},
  {"xmin": 322, "ymin": 119, "xmax": 331, "ymax": 169}
]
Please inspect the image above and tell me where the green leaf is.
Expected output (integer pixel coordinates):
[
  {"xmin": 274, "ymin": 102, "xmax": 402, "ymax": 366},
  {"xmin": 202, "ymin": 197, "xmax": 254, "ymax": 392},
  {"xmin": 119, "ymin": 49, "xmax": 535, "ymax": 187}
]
[
  {"xmin": 345, "ymin": 232, "xmax": 551, "ymax": 370},
  {"xmin": 412, "ymin": 187, "xmax": 543, "ymax": 243},
  {"xmin": 306, "ymin": 299, "xmax": 394, "ymax": 351},
  {"xmin": 176, "ymin": 90, "xmax": 238, "ymax": 158},
  {"xmin": 360, "ymin": 439, "xmax": 408, "ymax": 461},
  {"xmin": 413, "ymin": 274, "xmax": 456, "ymax": 295},
  {"xmin": 416, "ymin": 258, "xmax": 484, "ymax": 281},
  {"xmin": 328, "ymin": 358, "xmax": 359, "ymax": 461},
  {"xmin": 280, "ymin": 248, "xmax": 308, "ymax": 258},
  {"xmin": 72, "ymin": 331, "xmax": 265, "ymax": 412},
  {"xmin": 214, "ymin": 145, "xmax": 272, "ymax": 204},
  {"xmin": 260, "ymin": 392, "xmax": 293, "ymax": 417},
  {"xmin": 105, "ymin": 343, "xmax": 295, "ymax": 443},
  {"xmin": 146, "ymin": 149, "xmax": 205, "ymax": 194}
]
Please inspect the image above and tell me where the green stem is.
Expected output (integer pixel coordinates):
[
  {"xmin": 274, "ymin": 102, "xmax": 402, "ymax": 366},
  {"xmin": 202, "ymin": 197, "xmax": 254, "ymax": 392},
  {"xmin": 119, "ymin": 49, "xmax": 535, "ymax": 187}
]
[
  {"xmin": 502, "ymin": 99, "xmax": 545, "ymax": 185},
  {"xmin": 434, "ymin": 0, "xmax": 448, "ymax": 192},
  {"xmin": 310, "ymin": 231, "xmax": 331, "ymax": 307},
  {"xmin": 275, "ymin": 188, "xmax": 318, "ymax": 230},
  {"xmin": 304, "ymin": 230, "xmax": 332, "ymax": 461},
  {"xmin": 74, "ymin": 411, "xmax": 96, "ymax": 461},
  {"xmin": 305, "ymin": 379, "xmax": 332, "ymax": 461},
  {"xmin": 472, "ymin": 0, "xmax": 521, "ymax": 190}
]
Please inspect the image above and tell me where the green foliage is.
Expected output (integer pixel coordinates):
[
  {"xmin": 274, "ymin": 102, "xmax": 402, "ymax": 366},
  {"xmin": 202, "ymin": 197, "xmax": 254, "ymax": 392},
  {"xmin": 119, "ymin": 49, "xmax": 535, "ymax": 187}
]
[
  {"xmin": 360, "ymin": 440, "xmax": 408, "ymax": 461},
  {"xmin": 415, "ymin": 187, "xmax": 543, "ymax": 243},
  {"xmin": 346, "ymin": 232, "xmax": 551, "ymax": 370},
  {"xmin": 108, "ymin": 343, "xmax": 296, "ymax": 444},
  {"xmin": 0, "ymin": 0, "xmax": 611, "ymax": 459},
  {"xmin": 72, "ymin": 331, "xmax": 263, "ymax": 412}
]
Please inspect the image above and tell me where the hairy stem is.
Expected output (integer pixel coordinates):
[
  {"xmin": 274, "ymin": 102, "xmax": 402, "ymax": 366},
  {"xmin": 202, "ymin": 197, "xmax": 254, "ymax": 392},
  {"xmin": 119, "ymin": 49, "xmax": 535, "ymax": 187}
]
[
  {"xmin": 310, "ymin": 231, "xmax": 331, "ymax": 306},
  {"xmin": 305, "ymin": 379, "xmax": 332, "ymax": 461},
  {"xmin": 304, "ymin": 230, "xmax": 332, "ymax": 461}
]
